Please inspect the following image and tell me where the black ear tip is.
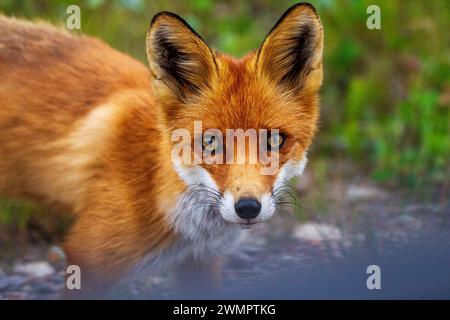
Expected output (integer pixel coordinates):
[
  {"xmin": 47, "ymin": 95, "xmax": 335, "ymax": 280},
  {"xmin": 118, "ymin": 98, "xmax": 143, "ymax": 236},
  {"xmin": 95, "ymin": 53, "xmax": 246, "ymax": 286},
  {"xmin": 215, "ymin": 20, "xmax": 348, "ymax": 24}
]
[
  {"xmin": 150, "ymin": 11, "xmax": 169, "ymax": 26},
  {"xmin": 149, "ymin": 10, "xmax": 208, "ymax": 45},
  {"xmin": 286, "ymin": 2, "xmax": 319, "ymax": 18},
  {"xmin": 261, "ymin": 2, "xmax": 321, "ymax": 44},
  {"xmin": 150, "ymin": 11, "xmax": 186, "ymax": 28}
]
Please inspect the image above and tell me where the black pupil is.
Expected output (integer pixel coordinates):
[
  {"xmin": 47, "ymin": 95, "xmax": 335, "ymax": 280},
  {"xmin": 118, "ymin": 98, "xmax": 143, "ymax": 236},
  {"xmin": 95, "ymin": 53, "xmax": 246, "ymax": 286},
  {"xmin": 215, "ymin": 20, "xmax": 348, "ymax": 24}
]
[
  {"xmin": 207, "ymin": 136, "xmax": 215, "ymax": 145},
  {"xmin": 268, "ymin": 133, "xmax": 283, "ymax": 150},
  {"xmin": 204, "ymin": 136, "xmax": 216, "ymax": 151}
]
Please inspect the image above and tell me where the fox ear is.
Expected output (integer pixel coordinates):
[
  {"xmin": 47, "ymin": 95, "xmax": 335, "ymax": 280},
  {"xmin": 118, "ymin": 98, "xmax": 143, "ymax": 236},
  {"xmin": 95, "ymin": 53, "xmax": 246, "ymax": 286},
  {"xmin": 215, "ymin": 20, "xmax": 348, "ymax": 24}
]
[
  {"xmin": 146, "ymin": 12, "xmax": 217, "ymax": 100},
  {"xmin": 256, "ymin": 3, "xmax": 323, "ymax": 94}
]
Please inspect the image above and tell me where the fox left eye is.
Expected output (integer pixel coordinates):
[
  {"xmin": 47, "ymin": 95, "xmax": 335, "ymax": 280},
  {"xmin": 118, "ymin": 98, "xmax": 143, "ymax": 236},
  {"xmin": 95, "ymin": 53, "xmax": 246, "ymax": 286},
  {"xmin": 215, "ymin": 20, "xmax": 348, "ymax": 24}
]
[
  {"xmin": 202, "ymin": 135, "xmax": 218, "ymax": 152},
  {"xmin": 267, "ymin": 132, "xmax": 286, "ymax": 150}
]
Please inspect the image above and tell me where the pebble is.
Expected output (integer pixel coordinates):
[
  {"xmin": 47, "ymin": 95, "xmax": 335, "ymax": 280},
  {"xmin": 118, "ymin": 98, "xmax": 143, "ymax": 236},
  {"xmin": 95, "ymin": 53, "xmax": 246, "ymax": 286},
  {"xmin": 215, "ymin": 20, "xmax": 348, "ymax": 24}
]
[
  {"xmin": 293, "ymin": 223, "xmax": 343, "ymax": 243},
  {"xmin": 47, "ymin": 246, "xmax": 66, "ymax": 266},
  {"xmin": 346, "ymin": 184, "xmax": 386, "ymax": 201},
  {"xmin": 398, "ymin": 215, "xmax": 423, "ymax": 230},
  {"xmin": 14, "ymin": 261, "xmax": 55, "ymax": 278}
]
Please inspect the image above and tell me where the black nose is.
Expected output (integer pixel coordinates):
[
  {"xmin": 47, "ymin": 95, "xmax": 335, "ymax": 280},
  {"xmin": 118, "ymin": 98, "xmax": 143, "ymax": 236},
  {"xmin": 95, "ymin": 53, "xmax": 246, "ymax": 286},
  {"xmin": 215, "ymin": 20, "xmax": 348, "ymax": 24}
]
[{"xmin": 235, "ymin": 198, "xmax": 261, "ymax": 220}]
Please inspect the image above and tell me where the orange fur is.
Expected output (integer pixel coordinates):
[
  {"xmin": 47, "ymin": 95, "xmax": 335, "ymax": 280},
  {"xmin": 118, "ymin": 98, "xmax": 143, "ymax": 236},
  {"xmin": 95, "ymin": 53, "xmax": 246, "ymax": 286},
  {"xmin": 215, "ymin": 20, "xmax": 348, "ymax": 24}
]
[{"xmin": 0, "ymin": 3, "xmax": 323, "ymax": 295}]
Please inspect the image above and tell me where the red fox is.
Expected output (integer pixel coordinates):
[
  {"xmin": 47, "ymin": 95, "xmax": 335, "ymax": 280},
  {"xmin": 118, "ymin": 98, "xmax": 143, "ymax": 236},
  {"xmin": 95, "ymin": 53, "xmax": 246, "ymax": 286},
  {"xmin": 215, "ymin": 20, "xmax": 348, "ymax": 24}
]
[{"xmin": 0, "ymin": 3, "xmax": 323, "ymax": 295}]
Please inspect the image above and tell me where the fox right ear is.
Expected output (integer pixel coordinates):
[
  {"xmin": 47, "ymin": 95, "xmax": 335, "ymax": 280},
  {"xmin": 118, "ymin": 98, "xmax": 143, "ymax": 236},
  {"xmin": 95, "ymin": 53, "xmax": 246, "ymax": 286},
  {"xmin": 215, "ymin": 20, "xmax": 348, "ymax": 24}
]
[
  {"xmin": 146, "ymin": 12, "xmax": 217, "ymax": 101},
  {"xmin": 256, "ymin": 3, "xmax": 324, "ymax": 95}
]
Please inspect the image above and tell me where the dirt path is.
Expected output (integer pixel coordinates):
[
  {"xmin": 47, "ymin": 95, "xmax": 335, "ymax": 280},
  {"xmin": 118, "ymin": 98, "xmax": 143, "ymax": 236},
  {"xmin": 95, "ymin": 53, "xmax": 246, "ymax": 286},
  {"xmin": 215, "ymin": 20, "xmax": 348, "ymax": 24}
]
[{"xmin": 1, "ymin": 174, "xmax": 449, "ymax": 299}]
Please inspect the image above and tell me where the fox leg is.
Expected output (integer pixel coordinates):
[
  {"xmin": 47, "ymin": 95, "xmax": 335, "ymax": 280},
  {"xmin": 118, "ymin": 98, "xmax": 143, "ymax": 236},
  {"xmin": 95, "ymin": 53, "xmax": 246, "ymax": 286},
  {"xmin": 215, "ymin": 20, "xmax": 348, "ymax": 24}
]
[
  {"xmin": 61, "ymin": 212, "xmax": 146, "ymax": 298},
  {"xmin": 62, "ymin": 219, "xmax": 124, "ymax": 298}
]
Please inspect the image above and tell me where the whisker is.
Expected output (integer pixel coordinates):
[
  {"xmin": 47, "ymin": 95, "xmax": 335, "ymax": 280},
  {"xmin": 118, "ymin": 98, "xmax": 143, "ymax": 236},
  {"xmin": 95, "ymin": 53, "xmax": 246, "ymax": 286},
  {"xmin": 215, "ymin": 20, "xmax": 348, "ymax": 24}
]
[
  {"xmin": 272, "ymin": 178, "xmax": 301, "ymax": 215},
  {"xmin": 182, "ymin": 184, "xmax": 224, "ymax": 216}
]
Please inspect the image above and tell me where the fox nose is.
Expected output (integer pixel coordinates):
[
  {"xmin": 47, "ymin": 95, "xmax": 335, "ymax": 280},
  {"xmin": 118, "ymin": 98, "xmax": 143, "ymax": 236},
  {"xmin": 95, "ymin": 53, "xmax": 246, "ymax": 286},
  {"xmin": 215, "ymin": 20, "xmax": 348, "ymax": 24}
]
[{"xmin": 234, "ymin": 198, "xmax": 261, "ymax": 220}]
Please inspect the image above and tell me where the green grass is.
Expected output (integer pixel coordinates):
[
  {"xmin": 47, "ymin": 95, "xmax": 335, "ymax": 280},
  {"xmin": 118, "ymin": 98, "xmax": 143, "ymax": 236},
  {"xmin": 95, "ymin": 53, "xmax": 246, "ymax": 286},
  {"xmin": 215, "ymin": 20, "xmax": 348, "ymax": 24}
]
[
  {"xmin": 0, "ymin": 198, "xmax": 35, "ymax": 229},
  {"xmin": 0, "ymin": 197, "xmax": 74, "ymax": 240}
]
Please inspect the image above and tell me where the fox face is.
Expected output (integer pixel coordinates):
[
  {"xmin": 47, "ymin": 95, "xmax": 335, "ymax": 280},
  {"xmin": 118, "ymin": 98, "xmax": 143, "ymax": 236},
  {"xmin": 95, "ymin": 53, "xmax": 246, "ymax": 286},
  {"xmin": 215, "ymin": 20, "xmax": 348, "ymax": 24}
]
[{"xmin": 146, "ymin": 4, "xmax": 323, "ymax": 231}]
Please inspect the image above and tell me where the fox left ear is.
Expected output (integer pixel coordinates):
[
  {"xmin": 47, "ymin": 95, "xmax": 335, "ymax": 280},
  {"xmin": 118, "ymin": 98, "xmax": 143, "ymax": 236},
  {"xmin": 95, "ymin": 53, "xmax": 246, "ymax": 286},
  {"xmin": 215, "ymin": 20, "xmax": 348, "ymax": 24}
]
[
  {"xmin": 146, "ymin": 12, "xmax": 217, "ymax": 101},
  {"xmin": 256, "ymin": 3, "xmax": 324, "ymax": 95}
]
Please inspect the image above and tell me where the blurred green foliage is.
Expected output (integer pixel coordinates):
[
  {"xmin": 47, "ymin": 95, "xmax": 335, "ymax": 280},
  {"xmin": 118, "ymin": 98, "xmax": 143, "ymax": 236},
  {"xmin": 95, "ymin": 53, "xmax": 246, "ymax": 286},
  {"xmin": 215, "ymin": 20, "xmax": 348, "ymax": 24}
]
[{"xmin": 0, "ymin": 0, "xmax": 449, "ymax": 190}]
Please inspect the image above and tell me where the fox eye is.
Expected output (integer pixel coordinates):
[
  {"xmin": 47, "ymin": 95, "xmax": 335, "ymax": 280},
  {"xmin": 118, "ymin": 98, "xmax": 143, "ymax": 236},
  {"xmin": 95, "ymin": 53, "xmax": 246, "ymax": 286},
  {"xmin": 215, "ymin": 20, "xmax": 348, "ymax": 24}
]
[
  {"xmin": 202, "ymin": 135, "xmax": 218, "ymax": 152},
  {"xmin": 267, "ymin": 132, "xmax": 286, "ymax": 150}
]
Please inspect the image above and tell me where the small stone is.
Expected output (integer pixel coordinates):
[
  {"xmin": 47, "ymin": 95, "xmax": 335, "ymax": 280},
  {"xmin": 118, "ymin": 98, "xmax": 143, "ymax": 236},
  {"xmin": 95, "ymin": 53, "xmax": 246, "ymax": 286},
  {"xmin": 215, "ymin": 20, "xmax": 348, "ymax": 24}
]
[
  {"xmin": 47, "ymin": 246, "xmax": 66, "ymax": 265},
  {"xmin": 398, "ymin": 215, "xmax": 423, "ymax": 230},
  {"xmin": 346, "ymin": 184, "xmax": 386, "ymax": 201},
  {"xmin": 281, "ymin": 254, "xmax": 294, "ymax": 261},
  {"xmin": 14, "ymin": 262, "xmax": 55, "ymax": 278},
  {"xmin": 149, "ymin": 276, "xmax": 165, "ymax": 286},
  {"xmin": 293, "ymin": 223, "xmax": 343, "ymax": 243}
]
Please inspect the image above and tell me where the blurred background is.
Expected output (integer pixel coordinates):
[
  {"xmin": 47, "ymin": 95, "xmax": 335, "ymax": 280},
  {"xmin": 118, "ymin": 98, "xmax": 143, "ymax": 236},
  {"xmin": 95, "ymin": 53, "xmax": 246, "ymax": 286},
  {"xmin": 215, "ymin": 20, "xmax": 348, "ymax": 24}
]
[{"xmin": 0, "ymin": 0, "xmax": 449, "ymax": 299}]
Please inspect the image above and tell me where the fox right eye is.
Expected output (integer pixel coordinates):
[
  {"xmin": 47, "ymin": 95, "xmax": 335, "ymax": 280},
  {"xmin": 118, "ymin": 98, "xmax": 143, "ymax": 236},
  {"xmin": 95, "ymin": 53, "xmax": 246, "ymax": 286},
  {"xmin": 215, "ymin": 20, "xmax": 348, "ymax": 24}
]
[{"xmin": 267, "ymin": 132, "xmax": 286, "ymax": 151}]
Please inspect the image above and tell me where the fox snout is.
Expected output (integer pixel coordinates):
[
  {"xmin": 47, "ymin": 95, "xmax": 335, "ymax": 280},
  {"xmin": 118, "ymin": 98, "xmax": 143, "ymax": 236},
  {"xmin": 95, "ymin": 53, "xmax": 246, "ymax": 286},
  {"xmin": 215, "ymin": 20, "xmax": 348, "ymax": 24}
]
[
  {"xmin": 234, "ymin": 198, "xmax": 261, "ymax": 220},
  {"xmin": 218, "ymin": 187, "xmax": 275, "ymax": 226}
]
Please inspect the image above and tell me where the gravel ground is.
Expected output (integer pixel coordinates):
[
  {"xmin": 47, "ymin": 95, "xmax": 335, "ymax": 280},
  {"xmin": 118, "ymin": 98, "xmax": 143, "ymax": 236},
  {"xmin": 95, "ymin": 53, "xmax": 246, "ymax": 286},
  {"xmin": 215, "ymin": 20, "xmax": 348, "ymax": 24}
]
[{"xmin": 1, "ymin": 177, "xmax": 449, "ymax": 299}]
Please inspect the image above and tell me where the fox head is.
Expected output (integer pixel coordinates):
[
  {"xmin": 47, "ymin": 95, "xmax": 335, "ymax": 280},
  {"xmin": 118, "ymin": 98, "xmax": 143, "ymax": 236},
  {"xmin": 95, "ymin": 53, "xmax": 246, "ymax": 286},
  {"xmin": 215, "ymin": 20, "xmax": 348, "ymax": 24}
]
[{"xmin": 146, "ymin": 3, "xmax": 323, "ymax": 230}]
